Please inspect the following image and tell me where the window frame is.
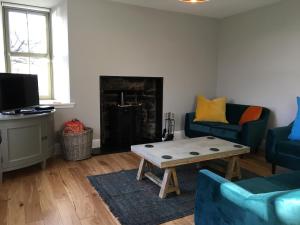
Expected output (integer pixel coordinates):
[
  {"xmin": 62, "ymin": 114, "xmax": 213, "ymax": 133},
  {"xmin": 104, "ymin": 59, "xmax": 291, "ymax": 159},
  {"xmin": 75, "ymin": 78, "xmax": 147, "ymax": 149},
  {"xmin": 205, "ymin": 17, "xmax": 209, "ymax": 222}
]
[{"xmin": 3, "ymin": 5, "xmax": 53, "ymax": 100}]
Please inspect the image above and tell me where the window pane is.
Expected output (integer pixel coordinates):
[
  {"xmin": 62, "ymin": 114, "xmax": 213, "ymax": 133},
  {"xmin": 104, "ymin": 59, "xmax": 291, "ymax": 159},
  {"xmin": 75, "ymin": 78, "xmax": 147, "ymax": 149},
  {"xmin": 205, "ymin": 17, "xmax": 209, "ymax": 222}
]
[
  {"xmin": 29, "ymin": 57, "xmax": 50, "ymax": 97},
  {"xmin": 8, "ymin": 11, "xmax": 29, "ymax": 52},
  {"xmin": 10, "ymin": 56, "xmax": 29, "ymax": 73},
  {"xmin": 28, "ymin": 14, "xmax": 47, "ymax": 54},
  {"xmin": 6, "ymin": 8, "xmax": 52, "ymax": 99}
]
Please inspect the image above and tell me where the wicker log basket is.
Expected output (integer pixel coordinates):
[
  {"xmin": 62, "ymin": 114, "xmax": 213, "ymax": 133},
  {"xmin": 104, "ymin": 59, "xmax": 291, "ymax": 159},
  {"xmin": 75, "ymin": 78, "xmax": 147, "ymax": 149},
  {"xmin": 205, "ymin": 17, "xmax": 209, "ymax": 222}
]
[{"xmin": 62, "ymin": 127, "xmax": 93, "ymax": 161}]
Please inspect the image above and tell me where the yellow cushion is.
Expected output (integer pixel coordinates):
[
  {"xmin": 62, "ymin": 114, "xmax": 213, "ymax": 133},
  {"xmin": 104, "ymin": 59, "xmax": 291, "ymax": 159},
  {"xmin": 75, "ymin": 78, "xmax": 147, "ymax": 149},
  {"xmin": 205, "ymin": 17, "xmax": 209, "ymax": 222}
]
[{"xmin": 194, "ymin": 96, "xmax": 228, "ymax": 123}]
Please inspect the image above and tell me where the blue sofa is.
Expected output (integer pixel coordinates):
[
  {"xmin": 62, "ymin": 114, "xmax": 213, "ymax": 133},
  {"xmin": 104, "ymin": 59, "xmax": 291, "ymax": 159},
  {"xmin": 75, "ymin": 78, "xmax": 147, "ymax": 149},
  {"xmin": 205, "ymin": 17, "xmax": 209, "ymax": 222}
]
[
  {"xmin": 266, "ymin": 124, "xmax": 300, "ymax": 173},
  {"xmin": 195, "ymin": 170, "xmax": 300, "ymax": 225},
  {"xmin": 185, "ymin": 103, "xmax": 270, "ymax": 152}
]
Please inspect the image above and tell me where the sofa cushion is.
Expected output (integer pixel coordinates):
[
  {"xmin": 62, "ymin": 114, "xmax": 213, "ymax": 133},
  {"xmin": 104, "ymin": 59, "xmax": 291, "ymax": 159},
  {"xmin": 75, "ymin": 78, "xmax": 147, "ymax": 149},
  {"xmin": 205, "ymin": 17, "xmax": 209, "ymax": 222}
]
[
  {"xmin": 276, "ymin": 140, "xmax": 300, "ymax": 158},
  {"xmin": 211, "ymin": 127, "xmax": 240, "ymax": 140},
  {"xmin": 235, "ymin": 171, "xmax": 300, "ymax": 195},
  {"xmin": 235, "ymin": 177, "xmax": 289, "ymax": 194},
  {"xmin": 265, "ymin": 171, "xmax": 300, "ymax": 189},
  {"xmin": 210, "ymin": 124, "xmax": 241, "ymax": 140},
  {"xmin": 239, "ymin": 106, "xmax": 263, "ymax": 125},
  {"xmin": 190, "ymin": 122, "xmax": 242, "ymax": 140},
  {"xmin": 289, "ymin": 96, "xmax": 300, "ymax": 141},
  {"xmin": 226, "ymin": 103, "xmax": 249, "ymax": 124},
  {"xmin": 194, "ymin": 96, "xmax": 228, "ymax": 123},
  {"xmin": 210, "ymin": 123, "xmax": 242, "ymax": 132},
  {"xmin": 190, "ymin": 122, "xmax": 211, "ymax": 134}
]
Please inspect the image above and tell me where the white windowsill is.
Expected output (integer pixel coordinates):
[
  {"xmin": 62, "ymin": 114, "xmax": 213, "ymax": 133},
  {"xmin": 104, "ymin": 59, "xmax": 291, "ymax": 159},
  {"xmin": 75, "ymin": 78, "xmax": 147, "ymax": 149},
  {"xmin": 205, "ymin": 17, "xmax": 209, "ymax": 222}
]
[{"xmin": 40, "ymin": 100, "xmax": 75, "ymax": 109}]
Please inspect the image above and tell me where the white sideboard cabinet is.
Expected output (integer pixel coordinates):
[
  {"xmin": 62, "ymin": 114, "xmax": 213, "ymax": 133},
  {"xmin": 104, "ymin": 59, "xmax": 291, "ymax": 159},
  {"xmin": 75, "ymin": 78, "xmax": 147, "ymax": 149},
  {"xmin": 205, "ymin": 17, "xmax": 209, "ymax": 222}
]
[{"xmin": 0, "ymin": 111, "xmax": 55, "ymax": 182}]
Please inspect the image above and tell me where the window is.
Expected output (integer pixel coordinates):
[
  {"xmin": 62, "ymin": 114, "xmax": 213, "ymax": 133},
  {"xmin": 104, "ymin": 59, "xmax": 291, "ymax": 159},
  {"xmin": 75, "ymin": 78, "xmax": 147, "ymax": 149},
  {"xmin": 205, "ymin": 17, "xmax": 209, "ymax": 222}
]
[{"xmin": 3, "ymin": 5, "xmax": 52, "ymax": 99}]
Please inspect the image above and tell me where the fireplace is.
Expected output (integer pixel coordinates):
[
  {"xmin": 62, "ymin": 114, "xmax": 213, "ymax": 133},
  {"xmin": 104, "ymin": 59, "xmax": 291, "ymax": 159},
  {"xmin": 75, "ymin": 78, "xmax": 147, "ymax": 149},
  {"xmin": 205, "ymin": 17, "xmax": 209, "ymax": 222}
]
[{"xmin": 100, "ymin": 76, "xmax": 163, "ymax": 151}]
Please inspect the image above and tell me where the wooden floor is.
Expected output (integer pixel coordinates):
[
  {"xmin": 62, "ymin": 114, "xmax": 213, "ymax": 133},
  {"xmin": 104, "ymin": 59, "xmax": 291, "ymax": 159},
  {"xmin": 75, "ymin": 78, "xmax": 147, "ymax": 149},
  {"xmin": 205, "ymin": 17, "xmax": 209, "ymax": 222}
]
[{"xmin": 0, "ymin": 151, "xmax": 273, "ymax": 225}]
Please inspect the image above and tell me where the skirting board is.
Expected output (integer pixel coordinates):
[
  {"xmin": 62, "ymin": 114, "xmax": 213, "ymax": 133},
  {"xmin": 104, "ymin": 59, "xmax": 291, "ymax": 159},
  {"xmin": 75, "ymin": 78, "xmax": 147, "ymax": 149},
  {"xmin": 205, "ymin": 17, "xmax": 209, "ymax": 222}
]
[
  {"xmin": 54, "ymin": 130, "xmax": 186, "ymax": 155},
  {"xmin": 92, "ymin": 139, "xmax": 101, "ymax": 148},
  {"xmin": 174, "ymin": 130, "xmax": 186, "ymax": 140}
]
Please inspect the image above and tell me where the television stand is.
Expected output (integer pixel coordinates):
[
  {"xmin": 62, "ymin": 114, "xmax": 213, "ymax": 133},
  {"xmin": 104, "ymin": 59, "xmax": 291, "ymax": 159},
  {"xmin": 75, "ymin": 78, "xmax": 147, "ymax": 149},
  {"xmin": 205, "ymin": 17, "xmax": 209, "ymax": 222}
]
[
  {"xmin": 20, "ymin": 109, "xmax": 52, "ymax": 115},
  {"xmin": 1, "ymin": 109, "xmax": 21, "ymax": 115},
  {"xmin": 1, "ymin": 108, "xmax": 53, "ymax": 115},
  {"xmin": 0, "ymin": 110, "xmax": 55, "ymax": 183}
]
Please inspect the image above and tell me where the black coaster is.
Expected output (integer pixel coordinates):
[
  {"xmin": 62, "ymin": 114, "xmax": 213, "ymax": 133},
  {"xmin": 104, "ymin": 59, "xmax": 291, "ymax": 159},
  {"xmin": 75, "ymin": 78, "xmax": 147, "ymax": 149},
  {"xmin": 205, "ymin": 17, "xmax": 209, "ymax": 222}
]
[
  {"xmin": 190, "ymin": 152, "xmax": 200, "ymax": 156},
  {"xmin": 145, "ymin": 144, "xmax": 154, "ymax": 148},
  {"xmin": 209, "ymin": 148, "xmax": 220, "ymax": 152},
  {"xmin": 234, "ymin": 145, "xmax": 243, "ymax": 148},
  {"xmin": 207, "ymin": 136, "xmax": 215, "ymax": 140},
  {"xmin": 162, "ymin": 155, "xmax": 172, "ymax": 159}
]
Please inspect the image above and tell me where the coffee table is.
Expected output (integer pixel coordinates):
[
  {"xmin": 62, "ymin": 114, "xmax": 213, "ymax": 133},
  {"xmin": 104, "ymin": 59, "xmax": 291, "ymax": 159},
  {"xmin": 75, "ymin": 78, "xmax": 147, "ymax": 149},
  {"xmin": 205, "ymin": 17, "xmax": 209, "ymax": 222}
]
[{"xmin": 131, "ymin": 136, "xmax": 250, "ymax": 198}]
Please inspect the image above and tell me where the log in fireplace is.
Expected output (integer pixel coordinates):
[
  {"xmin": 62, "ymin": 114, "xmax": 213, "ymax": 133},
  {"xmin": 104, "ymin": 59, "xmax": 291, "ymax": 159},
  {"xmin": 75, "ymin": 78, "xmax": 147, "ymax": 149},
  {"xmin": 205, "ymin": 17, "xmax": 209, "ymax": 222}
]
[{"xmin": 100, "ymin": 76, "xmax": 163, "ymax": 152}]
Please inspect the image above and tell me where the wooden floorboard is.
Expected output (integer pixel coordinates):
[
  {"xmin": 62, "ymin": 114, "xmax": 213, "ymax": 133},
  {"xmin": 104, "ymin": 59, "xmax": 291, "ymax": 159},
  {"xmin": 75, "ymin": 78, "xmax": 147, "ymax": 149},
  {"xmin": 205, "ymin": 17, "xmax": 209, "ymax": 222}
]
[{"xmin": 0, "ymin": 151, "xmax": 274, "ymax": 225}]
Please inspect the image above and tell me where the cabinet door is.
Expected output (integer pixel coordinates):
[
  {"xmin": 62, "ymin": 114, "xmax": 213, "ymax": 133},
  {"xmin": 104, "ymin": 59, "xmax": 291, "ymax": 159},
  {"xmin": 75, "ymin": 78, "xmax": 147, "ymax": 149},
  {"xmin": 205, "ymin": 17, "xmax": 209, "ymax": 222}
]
[
  {"xmin": 1, "ymin": 118, "xmax": 43, "ymax": 169},
  {"xmin": 41, "ymin": 115, "xmax": 54, "ymax": 157}
]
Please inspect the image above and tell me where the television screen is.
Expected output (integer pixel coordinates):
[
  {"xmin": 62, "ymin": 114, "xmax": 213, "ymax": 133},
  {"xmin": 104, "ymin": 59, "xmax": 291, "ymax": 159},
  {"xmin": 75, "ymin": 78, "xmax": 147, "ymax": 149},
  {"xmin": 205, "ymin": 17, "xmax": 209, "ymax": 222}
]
[{"xmin": 0, "ymin": 73, "xmax": 39, "ymax": 112}]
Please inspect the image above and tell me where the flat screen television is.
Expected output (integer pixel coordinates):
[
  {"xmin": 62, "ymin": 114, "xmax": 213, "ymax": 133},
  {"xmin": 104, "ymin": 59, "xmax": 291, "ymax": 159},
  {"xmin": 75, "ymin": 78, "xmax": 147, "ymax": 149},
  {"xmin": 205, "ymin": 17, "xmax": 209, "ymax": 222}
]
[{"xmin": 0, "ymin": 73, "xmax": 39, "ymax": 112}]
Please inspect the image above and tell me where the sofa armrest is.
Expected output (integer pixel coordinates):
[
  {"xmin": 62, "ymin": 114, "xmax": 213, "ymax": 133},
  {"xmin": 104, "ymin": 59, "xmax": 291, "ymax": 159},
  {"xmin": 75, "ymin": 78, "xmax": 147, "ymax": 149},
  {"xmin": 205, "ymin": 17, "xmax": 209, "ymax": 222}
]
[
  {"xmin": 265, "ymin": 125, "xmax": 292, "ymax": 163},
  {"xmin": 185, "ymin": 112, "xmax": 195, "ymax": 137},
  {"xmin": 241, "ymin": 119, "xmax": 268, "ymax": 150}
]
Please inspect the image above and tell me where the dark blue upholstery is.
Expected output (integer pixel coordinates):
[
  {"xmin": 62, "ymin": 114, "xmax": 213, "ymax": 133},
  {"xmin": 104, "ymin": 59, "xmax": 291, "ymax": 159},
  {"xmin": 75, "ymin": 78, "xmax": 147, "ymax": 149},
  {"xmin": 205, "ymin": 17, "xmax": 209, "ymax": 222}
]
[
  {"xmin": 266, "ymin": 124, "xmax": 300, "ymax": 171},
  {"xmin": 185, "ymin": 103, "xmax": 270, "ymax": 152},
  {"xmin": 195, "ymin": 170, "xmax": 300, "ymax": 225}
]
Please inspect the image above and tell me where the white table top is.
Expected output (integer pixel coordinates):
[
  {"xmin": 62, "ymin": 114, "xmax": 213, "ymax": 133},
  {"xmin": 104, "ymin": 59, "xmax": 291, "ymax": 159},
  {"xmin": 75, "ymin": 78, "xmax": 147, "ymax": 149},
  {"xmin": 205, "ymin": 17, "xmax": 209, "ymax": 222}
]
[{"xmin": 131, "ymin": 137, "xmax": 250, "ymax": 168}]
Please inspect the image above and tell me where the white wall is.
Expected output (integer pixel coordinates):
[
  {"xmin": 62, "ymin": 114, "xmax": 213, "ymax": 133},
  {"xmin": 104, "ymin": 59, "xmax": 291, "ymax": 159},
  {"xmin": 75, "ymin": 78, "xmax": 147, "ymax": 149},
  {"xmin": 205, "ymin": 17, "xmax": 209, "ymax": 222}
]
[
  {"xmin": 51, "ymin": 0, "xmax": 70, "ymax": 103},
  {"xmin": 0, "ymin": 6, "xmax": 6, "ymax": 72},
  {"xmin": 61, "ymin": 0, "xmax": 219, "ymax": 138},
  {"xmin": 217, "ymin": 0, "xmax": 300, "ymax": 127}
]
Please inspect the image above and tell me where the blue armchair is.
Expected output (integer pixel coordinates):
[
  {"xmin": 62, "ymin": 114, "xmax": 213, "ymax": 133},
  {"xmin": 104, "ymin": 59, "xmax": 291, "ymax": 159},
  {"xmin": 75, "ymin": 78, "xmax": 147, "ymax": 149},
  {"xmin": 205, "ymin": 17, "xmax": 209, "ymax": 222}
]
[
  {"xmin": 195, "ymin": 170, "xmax": 300, "ymax": 225},
  {"xmin": 265, "ymin": 124, "xmax": 300, "ymax": 173}
]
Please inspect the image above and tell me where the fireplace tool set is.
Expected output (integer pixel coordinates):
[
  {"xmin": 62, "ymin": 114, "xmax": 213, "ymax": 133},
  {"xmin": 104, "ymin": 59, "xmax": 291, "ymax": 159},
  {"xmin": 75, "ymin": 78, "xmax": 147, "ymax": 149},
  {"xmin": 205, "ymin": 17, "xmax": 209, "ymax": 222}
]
[{"xmin": 162, "ymin": 112, "xmax": 175, "ymax": 141}]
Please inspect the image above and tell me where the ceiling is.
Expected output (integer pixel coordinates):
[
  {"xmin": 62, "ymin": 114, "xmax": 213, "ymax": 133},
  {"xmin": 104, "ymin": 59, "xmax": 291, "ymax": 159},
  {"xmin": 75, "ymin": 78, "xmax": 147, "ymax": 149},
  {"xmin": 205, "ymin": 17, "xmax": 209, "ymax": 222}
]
[
  {"xmin": 110, "ymin": 0, "xmax": 281, "ymax": 18},
  {"xmin": 2, "ymin": 0, "xmax": 62, "ymax": 8}
]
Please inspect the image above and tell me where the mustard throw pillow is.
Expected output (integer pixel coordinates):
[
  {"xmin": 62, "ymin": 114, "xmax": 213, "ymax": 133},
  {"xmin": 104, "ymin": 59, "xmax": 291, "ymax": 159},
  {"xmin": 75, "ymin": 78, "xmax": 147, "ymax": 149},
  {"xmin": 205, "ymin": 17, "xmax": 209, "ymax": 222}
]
[{"xmin": 194, "ymin": 96, "xmax": 228, "ymax": 123}]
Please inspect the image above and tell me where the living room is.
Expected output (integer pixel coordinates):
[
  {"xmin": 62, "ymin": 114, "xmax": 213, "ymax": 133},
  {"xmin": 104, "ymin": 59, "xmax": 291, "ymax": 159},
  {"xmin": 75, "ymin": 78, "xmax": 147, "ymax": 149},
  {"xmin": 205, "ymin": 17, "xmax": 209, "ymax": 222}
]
[{"xmin": 0, "ymin": 0, "xmax": 299, "ymax": 225}]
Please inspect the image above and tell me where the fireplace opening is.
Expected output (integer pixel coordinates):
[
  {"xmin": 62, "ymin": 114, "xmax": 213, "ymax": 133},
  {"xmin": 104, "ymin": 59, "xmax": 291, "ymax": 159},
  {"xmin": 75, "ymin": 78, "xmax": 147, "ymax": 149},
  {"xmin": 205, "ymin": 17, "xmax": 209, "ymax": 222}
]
[{"xmin": 100, "ymin": 76, "xmax": 163, "ymax": 152}]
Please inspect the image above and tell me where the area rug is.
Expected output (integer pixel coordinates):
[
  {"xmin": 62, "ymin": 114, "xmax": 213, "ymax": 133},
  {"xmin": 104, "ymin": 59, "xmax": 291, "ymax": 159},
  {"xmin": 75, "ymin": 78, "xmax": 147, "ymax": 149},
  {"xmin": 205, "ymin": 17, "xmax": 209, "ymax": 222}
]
[{"xmin": 88, "ymin": 164, "xmax": 257, "ymax": 225}]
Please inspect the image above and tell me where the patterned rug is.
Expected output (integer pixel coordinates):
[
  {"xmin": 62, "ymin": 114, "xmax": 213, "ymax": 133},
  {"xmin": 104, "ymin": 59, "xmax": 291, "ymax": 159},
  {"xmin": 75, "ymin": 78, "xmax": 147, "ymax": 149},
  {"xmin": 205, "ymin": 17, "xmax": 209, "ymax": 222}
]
[{"xmin": 88, "ymin": 164, "xmax": 257, "ymax": 225}]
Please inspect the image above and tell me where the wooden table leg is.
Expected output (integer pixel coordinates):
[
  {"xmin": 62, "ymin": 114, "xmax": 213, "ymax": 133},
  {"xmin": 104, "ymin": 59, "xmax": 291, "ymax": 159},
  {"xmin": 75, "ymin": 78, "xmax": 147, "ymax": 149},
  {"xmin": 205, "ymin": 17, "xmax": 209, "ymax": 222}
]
[
  {"xmin": 225, "ymin": 156, "xmax": 241, "ymax": 180},
  {"xmin": 159, "ymin": 168, "xmax": 172, "ymax": 199},
  {"xmin": 137, "ymin": 161, "xmax": 181, "ymax": 199},
  {"xmin": 171, "ymin": 168, "xmax": 180, "ymax": 195},
  {"xmin": 159, "ymin": 168, "xmax": 181, "ymax": 199},
  {"xmin": 235, "ymin": 157, "xmax": 242, "ymax": 179},
  {"xmin": 137, "ymin": 158, "xmax": 147, "ymax": 181}
]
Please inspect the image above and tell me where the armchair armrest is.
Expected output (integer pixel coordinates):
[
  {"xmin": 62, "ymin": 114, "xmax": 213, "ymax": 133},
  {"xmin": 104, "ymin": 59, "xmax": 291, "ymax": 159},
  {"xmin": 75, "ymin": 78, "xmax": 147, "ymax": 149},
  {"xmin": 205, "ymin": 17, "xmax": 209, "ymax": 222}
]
[
  {"xmin": 196, "ymin": 170, "xmax": 267, "ymax": 225},
  {"xmin": 265, "ymin": 125, "xmax": 292, "ymax": 163},
  {"xmin": 224, "ymin": 187, "xmax": 300, "ymax": 224},
  {"xmin": 196, "ymin": 170, "xmax": 300, "ymax": 225},
  {"xmin": 221, "ymin": 182, "xmax": 289, "ymax": 223},
  {"xmin": 271, "ymin": 189, "xmax": 300, "ymax": 225},
  {"xmin": 195, "ymin": 170, "xmax": 230, "ymax": 225}
]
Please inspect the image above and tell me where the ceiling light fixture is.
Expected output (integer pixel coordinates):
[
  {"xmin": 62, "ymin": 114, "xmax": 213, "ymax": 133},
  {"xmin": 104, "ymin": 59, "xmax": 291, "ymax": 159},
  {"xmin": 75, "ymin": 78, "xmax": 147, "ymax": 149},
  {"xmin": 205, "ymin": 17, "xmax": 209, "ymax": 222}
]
[{"xmin": 179, "ymin": 0, "xmax": 209, "ymax": 3}]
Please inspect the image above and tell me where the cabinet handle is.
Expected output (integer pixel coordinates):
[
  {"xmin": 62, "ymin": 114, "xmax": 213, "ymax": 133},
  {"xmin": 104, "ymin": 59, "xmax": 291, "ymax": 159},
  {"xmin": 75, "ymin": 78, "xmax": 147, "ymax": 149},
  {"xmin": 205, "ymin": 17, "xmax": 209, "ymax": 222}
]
[{"xmin": 42, "ymin": 136, "xmax": 48, "ymax": 141}]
